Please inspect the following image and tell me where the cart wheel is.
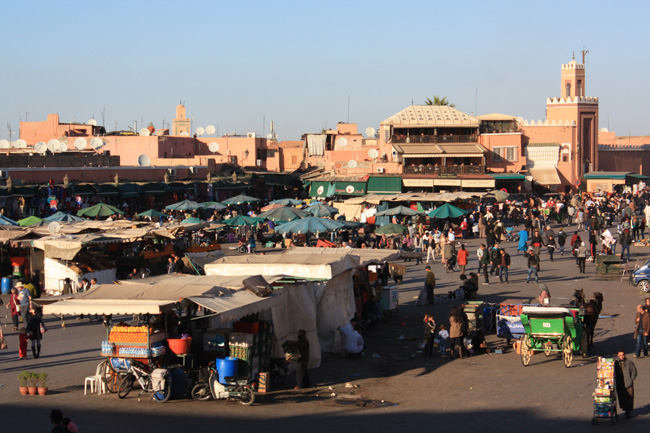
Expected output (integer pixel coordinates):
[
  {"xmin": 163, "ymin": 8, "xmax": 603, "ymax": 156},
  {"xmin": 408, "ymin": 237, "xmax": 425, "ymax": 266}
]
[
  {"xmin": 152, "ymin": 374, "xmax": 172, "ymax": 403},
  {"xmin": 191, "ymin": 382, "xmax": 212, "ymax": 401},
  {"xmin": 104, "ymin": 362, "xmax": 122, "ymax": 393},
  {"xmin": 521, "ymin": 336, "xmax": 532, "ymax": 366},
  {"xmin": 117, "ymin": 373, "xmax": 135, "ymax": 399},
  {"xmin": 563, "ymin": 335, "xmax": 573, "ymax": 368},
  {"xmin": 239, "ymin": 386, "xmax": 255, "ymax": 406},
  {"xmin": 544, "ymin": 341, "xmax": 552, "ymax": 357},
  {"xmin": 580, "ymin": 330, "xmax": 589, "ymax": 358}
]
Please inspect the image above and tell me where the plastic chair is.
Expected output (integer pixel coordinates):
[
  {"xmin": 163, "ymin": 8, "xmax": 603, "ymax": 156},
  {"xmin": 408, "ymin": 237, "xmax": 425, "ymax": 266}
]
[{"xmin": 84, "ymin": 361, "xmax": 107, "ymax": 395}]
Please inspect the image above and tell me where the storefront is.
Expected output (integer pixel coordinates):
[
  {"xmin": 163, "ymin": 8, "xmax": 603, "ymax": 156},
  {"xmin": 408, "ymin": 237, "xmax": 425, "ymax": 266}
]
[
  {"xmin": 489, "ymin": 173, "xmax": 526, "ymax": 193},
  {"xmin": 366, "ymin": 177, "xmax": 402, "ymax": 195}
]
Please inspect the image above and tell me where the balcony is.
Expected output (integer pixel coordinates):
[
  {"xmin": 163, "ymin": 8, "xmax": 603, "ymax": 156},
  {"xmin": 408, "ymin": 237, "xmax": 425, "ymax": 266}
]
[
  {"xmin": 403, "ymin": 164, "xmax": 485, "ymax": 175},
  {"xmin": 392, "ymin": 134, "xmax": 478, "ymax": 144}
]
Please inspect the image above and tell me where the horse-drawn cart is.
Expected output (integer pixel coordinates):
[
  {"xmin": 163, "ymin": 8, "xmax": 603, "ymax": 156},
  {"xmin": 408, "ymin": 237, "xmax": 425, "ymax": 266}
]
[{"xmin": 519, "ymin": 306, "xmax": 588, "ymax": 368}]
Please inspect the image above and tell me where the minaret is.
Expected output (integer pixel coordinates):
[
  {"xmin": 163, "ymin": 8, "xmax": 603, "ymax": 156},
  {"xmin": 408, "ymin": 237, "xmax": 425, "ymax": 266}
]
[
  {"xmin": 172, "ymin": 103, "xmax": 190, "ymax": 136},
  {"xmin": 560, "ymin": 56, "xmax": 586, "ymax": 99}
]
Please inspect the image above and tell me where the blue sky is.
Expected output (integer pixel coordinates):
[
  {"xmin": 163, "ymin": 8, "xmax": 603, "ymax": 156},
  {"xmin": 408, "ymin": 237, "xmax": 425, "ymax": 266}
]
[{"xmin": 2, "ymin": 0, "xmax": 649, "ymax": 141}]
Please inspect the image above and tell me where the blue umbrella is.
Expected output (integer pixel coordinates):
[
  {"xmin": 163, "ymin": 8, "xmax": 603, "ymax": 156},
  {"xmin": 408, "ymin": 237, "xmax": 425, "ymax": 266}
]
[
  {"xmin": 165, "ymin": 200, "xmax": 202, "ymax": 211},
  {"xmin": 306, "ymin": 203, "xmax": 339, "ymax": 217},
  {"xmin": 0, "ymin": 215, "xmax": 18, "ymax": 226},
  {"xmin": 44, "ymin": 211, "xmax": 85, "ymax": 222},
  {"xmin": 270, "ymin": 198, "xmax": 304, "ymax": 206},
  {"xmin": 275, "ymin": 217, "xmax": 344, "ymax": 235}
]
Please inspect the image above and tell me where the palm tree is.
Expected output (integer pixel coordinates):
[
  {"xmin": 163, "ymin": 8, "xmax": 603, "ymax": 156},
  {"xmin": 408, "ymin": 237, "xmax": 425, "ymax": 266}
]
[{"xmin": 424, "ymin": 96, "xmax": 455, "ymax": 107}]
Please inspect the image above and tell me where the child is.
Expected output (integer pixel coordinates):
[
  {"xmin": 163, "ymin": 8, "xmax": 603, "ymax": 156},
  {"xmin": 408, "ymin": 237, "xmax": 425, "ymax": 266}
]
[
  {"xmin": 18, "ymin": 327, "xmax": 28, "ymax": 359},
  {"xmin": 438, "ymin": 324, "xmax": 449, "ymax": 358},
  {"xmin": 63, "ymin": 417, "xmax": 80, "ymax": 433}
]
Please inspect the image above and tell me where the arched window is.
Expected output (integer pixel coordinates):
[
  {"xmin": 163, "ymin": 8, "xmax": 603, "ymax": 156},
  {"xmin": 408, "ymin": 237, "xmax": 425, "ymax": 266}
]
[{"xmin": 565, "ymin": 83, "xmax": 571, "ymax": 98}]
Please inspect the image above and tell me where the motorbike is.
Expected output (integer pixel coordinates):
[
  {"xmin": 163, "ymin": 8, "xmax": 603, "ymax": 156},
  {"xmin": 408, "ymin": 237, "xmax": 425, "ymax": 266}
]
[{"xmin": 191, "ymin": 362, "xmax": 255, "ymax": 405}]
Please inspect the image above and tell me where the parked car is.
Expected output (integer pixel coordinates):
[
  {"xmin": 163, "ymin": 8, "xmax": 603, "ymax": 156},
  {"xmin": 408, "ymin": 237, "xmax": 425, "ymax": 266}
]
[{"xmin": 632, "ymin": 259, "xmax": 650, "ymax": 292}]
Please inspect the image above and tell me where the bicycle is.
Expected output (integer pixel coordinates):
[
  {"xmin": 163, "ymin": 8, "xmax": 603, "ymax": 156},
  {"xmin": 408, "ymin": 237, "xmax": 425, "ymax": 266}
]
[{"xmin": 117, "ymin": 359, "xmax": 172, "ymax": 402}]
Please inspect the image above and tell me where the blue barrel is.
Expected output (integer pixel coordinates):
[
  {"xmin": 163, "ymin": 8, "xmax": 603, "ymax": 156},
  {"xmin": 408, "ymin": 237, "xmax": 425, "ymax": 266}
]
[
  {"xmin": 216, "ymin": 357, "xmax": 238, "ymax": 385},
  {"xmin": 1, "ymin": 277, "xmax": 11, "ymax": 294}
]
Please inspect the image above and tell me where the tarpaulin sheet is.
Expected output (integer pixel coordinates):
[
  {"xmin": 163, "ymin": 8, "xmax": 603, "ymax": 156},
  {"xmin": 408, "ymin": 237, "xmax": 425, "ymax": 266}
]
[
  {"xmin": 284, "ymin": 247, "xmax": 400, "ymax": 267},
  {"xmin": 188, "ymin": 291, "xmax": 279, "ymax": 323},
  {"xmin": 307, "ymin": 134, "xmax": 326, "ymax": 156}
]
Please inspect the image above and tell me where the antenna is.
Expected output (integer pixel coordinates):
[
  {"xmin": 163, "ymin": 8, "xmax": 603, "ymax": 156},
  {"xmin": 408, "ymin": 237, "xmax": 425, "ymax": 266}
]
[
  {"xmin": 90, "ymin": 137, "xmax": 103, "ymax": 150},
  {"xmin": 47, "ymin": 139, "xmax": 60, "ymax": 153},
  {"xmin": 195, "ymin": 127, "xmax": 205, "ymax": 136},
  {"xmin": 74, "ymin": 138, "xmax": 88, "ymax": 150},
  {"xmin": 139, "ymin": 128, "xmax": 150, "ymax": 136},
  {"xmin": 365, "ymin": 127, "xmax": 375, "ymax": 138},
  {"xmin": 347, "ymin": 94, "xmax": 350, "ymax": 123},
  {"xmin": 208, "ymin": 142, "xmax": 220, "ymax": 153},
  {"xmin": 581, "ymin": 47, "xmax": 589, "ymax": 65},
  {"xmin": 48, "ymin": 221, "xmax": 61, "ymax": 235},
  {"xmin": 206, "ymin": 125, "xmax": 215, "ymax": 135},
  {"xmin": 137, "ymin": 154, "xmax": 151, "ymax": 167}
]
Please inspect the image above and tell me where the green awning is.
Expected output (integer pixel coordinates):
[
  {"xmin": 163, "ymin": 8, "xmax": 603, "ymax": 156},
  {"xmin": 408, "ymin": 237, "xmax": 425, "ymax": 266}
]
[
  {"xmin": 119, "ymin": 183, "xmax": 143, "ymax": 198},
  {"xmin": 367, "ymin": 177, "xmax": 402, "ymax": 195},
  {"xmin": 71, "ymin": 184, "xmax": 98, "ymax": 196},
  {"xmin": 334, "ymin": 181, "xmax": 366, "ymax": 196},
  {"xmin": 212, "ymin": 181, "xmax": 249, "ymax": 190},
  {"xmin": 627, "ymin": 174, "xmax": 650, "ymax": 181},
  {"xmin": 141, "ymin": 182, "xmax": 168, "ymax": 196},
  {"xmin": 309, "ymin": 181, "xmax": 334, "ymax": 198},
  {"xmin": 95, "ymin": 184, "xmax": 120, "ymax": 197},
  {"xmin": 490, "ymin": 173, "xmax": 526, "ymax": 180},
  {"xmin": 584, "ymin": 172, "xmax": 629, "ymax": 180}
]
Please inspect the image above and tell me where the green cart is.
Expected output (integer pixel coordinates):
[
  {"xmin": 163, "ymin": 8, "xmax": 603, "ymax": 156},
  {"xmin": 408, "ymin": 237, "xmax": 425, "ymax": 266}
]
[{"xmin": 519, "ymin": 306, "xmax": 588, "ymax": 368}]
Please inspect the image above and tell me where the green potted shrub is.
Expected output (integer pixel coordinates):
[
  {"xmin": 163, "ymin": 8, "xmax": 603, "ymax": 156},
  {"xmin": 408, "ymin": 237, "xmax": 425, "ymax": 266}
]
[
  {"xmin": 37, "ymin": 372, "xmax": 48, "ymax": 396},
  {"xmin": 17, "ymin": 371, "xmax": 30, "ymax": 395},
  {"xmin": 27, "ymin": 372, "xmax": 39, "ymax": 395}
]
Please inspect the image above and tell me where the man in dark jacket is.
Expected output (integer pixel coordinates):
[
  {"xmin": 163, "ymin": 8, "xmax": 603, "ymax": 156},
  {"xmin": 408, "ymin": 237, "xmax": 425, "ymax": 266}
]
[
  {"xmin": 295, "ymin": 330, "xmax": 310, "ymax": 389},
  {"xmin": 525, "ymin": 247, "xmax": 540, "ymax": 284},
  {"xmin": 489, "ymin": 244, "xmax": 500, "ymax": 275},
  {"xmin": 479, "ymin": 244, "xmax": 490, "ymax": 285},
  {"xmin": 619, "ymin": 229, "xmax": 632, "ymax": 262},
  {"xmin": 615, "ymin": 351, "xmax": 637, "ymax": 418},
  {"xmin": 425, "ymin": 266, "xmax": 436, "ymax": 304},
  {"xmin": 498, "ymin": 249, "xmax": 511, "ymax": 283}
]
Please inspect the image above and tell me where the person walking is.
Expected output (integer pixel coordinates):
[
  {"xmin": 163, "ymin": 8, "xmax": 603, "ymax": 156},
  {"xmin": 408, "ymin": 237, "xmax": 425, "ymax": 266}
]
[
  {"xmin": 530, "ymin": 229, "xmax": 543, "ymax": 257},
  {"xmin": 545, "ymin": 226, "xmax": 556, "ymax": 261},
  {"xmin": 489, "ymin": 243, "xmax": 500, "ymax": 276},
  {"xmin": 425, "ymin": 232, "xmax": 436, "ymax": 264},
  {"xmin": 7, "ymin": 287, "xmax": 19, "ymax": 330},
  {"xmin": 498, "ymin": 248, "xmax": 511, "ymax": 283},
  {"xmin": 614, "ymin": 351, "xmax": 637, "ymax": 418},
  {"xmin": 634, "ymin": 305, "xmax": 650, "ymax": 358},
  {"xmin": 448, "ymin": 307, "xmax": 466, "ymax": 360},
  {"xmin": 577, "ymin": 242, "xmax": 588, "ymax": 274},
  {"xmin": 457, "ymin": 244, "xmax": 469, "ymax": 275},
  {"xmin": 425, "ymin": 266, "xmax": 436, "ymax": 305},
  {"xmin": 16, "ymin": 282, "xmax": 32, "ymax": 326},
  {"xmin": 26, "ymin": 307, "xmax": 43, "ymax": 359},
  {"xmin": 557, "ymin": 228, "xmax": 566, "ymax": 255},
  {"xmin": 479, "ymin": 244, "xmax": 490, "ymax": 285},
  {"xmin": 619, "ymin": 228, "xmax": 632, "ymax": 262},
  {"xmin": 476, "ymin": 244, "xmax": 484, "ymax": 275},
  {"xmin": 423, "ymin": 312, "xmax": 436, "ymax": 357},
  {"xmin": 525, "ymin": 247, "xmax": 540, "ymax": 284}
]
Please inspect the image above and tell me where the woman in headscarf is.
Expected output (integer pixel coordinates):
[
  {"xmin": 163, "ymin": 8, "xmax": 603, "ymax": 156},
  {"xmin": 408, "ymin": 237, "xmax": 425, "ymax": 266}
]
[{"xmin": 517, "ymin": 228, "xmax": 529, "ymax": 254}]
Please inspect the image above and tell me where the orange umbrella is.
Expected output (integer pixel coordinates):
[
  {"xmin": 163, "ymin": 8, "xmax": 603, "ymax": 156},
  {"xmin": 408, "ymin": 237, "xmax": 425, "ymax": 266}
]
[{"xmin": 261, "ymin": 203, "xmax": 285, "ymax": 212}]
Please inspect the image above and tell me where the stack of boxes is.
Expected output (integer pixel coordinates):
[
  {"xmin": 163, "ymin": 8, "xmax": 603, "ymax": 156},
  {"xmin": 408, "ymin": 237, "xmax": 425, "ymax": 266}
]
[{"xmin": 593, "ymin": 357, "xmax": 617, "ymax": 421}]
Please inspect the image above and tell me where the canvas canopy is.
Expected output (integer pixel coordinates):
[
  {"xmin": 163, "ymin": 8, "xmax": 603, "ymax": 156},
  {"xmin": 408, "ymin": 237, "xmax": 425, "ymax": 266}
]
[
  {"xmin": 205, "ymin": 253, "xmax": 360, "ymax": 280},
  {"xmin": 283, "ymin": 247, "xmax": 400, "ymax": 267}
]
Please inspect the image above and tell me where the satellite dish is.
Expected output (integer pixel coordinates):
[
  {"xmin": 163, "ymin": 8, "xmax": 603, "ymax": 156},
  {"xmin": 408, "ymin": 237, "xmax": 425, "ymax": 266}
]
[
  {"xmin": 47, "ymin": 139, "xmax": 60, "ymax": 152},
  {"xmin": 90, "ymin": 137, "xmax": 103, "ymax": 149},
  {"xmin": 53, "ymin": 142, "xmax": 63, "ymax": 153},
  {"xmin": 180, "ymin": 131, "xmax": 189, "ymax": 136},
  {"xmin": 48, "ymin": 221, "xmax": 61, "ymax": 235},
  {"xmin": 365, "ymin": 127, "xmax": 376, "ymax": 137},
  {"xmin": 516, "ymin": 117, "xmax": 524, "ymax": 125},
  {"xmin": 59, "ymin": 143, "xmax": 68, "ymax": 152},
  {"xmin": 347, "ymin": 160, "xmax": 357, "ymax": 169},
  {"xmin": 0, "ymin": 139, "xmax": 9, "ymax": 149},
  {"xmin": 87, "ymin": 119, "xmax": 97, "ymax": 126},
  {"xmin": 208, "ymin": 142, "xmax": 220, "ymax": 153},
  {"xmin": 600, "ymin": 127, "xmax": 609, "ymax": 133},
  {"xmin": 74, "ymin": 138, "xmax": 88, "ymax": 150},
  {"xmin": 15, "ymin": 139, "xmax": 27, "ymax": 148},
  {"xmin": 267, "ymin": 134, "xmax": 273, "ymax": 140},
  {"xmin": 34, "ymin": 142, "xmax": 47, "ymax": 154},
  {"xmin": 368, "ymin": 149, "xmax": 379, "ymax": 159},
  {"xmin": 137, "ymin": 154, "xmax": 151, "ymax": 167},
  {"xmin": 206, "ymin": 125, "xmax": 216, "ymax": 135},
  {"xmin": 195, "ymin": 127, "xmax": 205, "ymax": 136},
  {"xmin": 139, "ymin": 128, "xmax": 150, "ymax": 136},
  {"xmin": 337, "ymin": 137, "xmax": 348, "ymax": 147}
]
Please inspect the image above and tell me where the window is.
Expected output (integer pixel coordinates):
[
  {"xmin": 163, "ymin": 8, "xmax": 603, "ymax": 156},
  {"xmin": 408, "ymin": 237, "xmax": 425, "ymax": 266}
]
[
  {"xmin": 291, "ymin": 155, "xmax": 297, "ymax": 164},
  {"xmin": 566, "ymin": 83, "xmax": 571, "ymax": 98},
  {"xmin": 492, "ymin": 147, "xmax": 518, "ymax": 162},
  {"xmin": 577, "ymin": 80, "xmax": 583, "ymax": 97},
  {"xmin": 562, "ymin": 155, "xmax": 569, "ymax": 162}
]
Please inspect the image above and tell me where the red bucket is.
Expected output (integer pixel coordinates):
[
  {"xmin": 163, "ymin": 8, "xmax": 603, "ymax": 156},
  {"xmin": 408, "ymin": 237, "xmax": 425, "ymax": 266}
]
[{"xmin": 167, "ymin": 337, "xmax": 192, "ymax": 355}]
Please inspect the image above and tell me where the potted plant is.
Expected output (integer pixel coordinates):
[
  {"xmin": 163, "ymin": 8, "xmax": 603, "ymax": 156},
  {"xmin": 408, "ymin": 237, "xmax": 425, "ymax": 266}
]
[
  {"xmin": 37, "ymin": 372, "xmax": 48, "ymax": 396},
  {"xmin": 27, "ymin": 372, "xmax": 39, "ymax": 395},
  {"xmin": 17, "ymin": 371, "xmax": 30, "ymax": 395}
]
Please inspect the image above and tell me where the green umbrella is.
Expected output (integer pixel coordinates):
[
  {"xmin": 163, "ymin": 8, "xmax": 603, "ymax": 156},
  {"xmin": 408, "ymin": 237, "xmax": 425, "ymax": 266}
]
[
  {"xmin": 200, "ymin": 201, "xmax": 227, "ymax": 211},
  {"xmin": 306, "ymin": 202, "xmax": 339, "ymax": 217},
  {"xmin": 165, "ymin": 200, "xmax": 202, "ymax": 211},
  {"xmin": 222, "ymin": 194, "xmax": 260, "ymax": 205},
  {"xmin": 488, "ymin": 189, "xmax": 510, "ymax": 203},
  {"xmin": 275, "ymin": 217, "xmax": 344, "ymax": 235},
  {"xmin": 17, "ymin": 216, "xmax": 43, "ymax": 226},
  {"xmin": 270, "ymin": 198, "xmax": 304, "ymax": 206},
  {"xmin": 375, "ymin": 205, "xmax": 422, "ymax": 217},
  {"xmin": 258, "ymin": 206, "xmax": 309, "ymax": 222},
  {"xmin": 223, "ymin": 215, "xmax": 264, "ymax": 227},
  {"xmin": 135, "ymin": 209, "xmax": 166, "ymax": 218},
  {"xmin": 77, "ymin": 203, "xmax": 125, "ymax": 218},
  {"xmin": 375, "ymin": 223, "xmax": 407, "ymax": 235},
  {"xmin": 427, "ymin": 203, "xmax": 467, "ymax": 219},
  {"xmin": 181, "ymin": 217, "xmax": 202, "ymax": 224}
]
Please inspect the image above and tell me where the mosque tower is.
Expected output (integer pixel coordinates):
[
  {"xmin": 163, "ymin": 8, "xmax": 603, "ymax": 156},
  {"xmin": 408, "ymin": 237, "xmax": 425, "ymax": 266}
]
[{"xmin": 172, "ymin": 103, "xmax": 190, "ymax": 136}]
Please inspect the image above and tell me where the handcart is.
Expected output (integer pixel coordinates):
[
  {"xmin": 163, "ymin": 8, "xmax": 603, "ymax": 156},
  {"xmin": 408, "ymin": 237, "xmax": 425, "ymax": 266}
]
[
  {"xmin": 519, "ymin": 306, "xmax": 588, "ymax": 368},
  {"xmin": 389, "ymin": 263, "xmax": 406, "ymax": 284},
  {"xmin": 496, "ymin": 299, "xmax": 534, "ymax": 345},
  {"xmin": 592, "ymin": 357, "xmax": 617, "ymax": 425}
]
